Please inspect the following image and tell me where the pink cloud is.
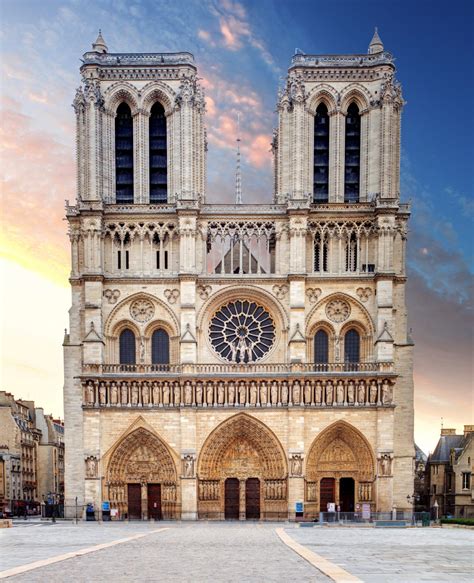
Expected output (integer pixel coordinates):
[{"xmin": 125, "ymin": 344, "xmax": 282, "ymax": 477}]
[{"xmin": 246, "ymin": 134, "xmax": 271, "ymax": 168}]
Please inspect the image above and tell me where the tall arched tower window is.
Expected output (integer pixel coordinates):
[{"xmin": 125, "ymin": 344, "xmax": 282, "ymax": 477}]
[
  {"xmin": 149, "ymin": 102, "xmax": 168, "ymax": 203},
  {"xmin": 344, "ymin": 103, "xmax": 360, "ymax": 203},
  {"xmin": 119, "ymin": 328, "xmax": 136, "ymax": 364},
  {"xmin": 344, "ymin": 329, "xmax": 360, "ymax": 363},
  {"xmin": 115, "ymin": 103, "xmax": 134, "ymax": 204},
  {"xmin": 151, "ymin": 329, "xmax": 170, "ymax": 365},
  {"xmin": 314, "ymin": 330, "xmax": 329, "ymax": 363},
  {"xmin": 313, "ymin": 103, "xmax": 329, "ymax": 203}
]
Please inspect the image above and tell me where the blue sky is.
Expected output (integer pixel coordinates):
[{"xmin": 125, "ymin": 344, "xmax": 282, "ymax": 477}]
[{"xmin": 1, "ymin": 0, "xmax": 472, "ymax": 452}]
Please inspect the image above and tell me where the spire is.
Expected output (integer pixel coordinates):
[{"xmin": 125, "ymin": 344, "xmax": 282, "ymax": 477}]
[
  {"xmin": 92, "ymin": 29, "xmax": 108, "ymax": 54},
  {"xmin": 235, "ymin": 112, "xmax": 242, "ymax": 204},
  {"xmin": 368, "ymin": 27, "xmax": 384, "ymax": 54}
]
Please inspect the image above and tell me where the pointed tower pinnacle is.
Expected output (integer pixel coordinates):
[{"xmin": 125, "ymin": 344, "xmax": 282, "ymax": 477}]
[
  {"xmin": 92, "ymin": 29, "xmax": 108, "ymax": 54},
  {"xmin": 235, "ymin": 112, "xmax": 242, "ymax": 204},
  {"xmin": 368, "ymin": 27, "xmax": 384, "ymax": 54}
]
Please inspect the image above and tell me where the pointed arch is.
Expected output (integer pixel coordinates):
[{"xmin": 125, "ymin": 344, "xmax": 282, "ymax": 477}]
[
  {"xmin": 104, "ymin": 82, "xmax": 140, "ymax": 115},
  {"xmin": 340, "ymin": 84, "xmax": 372, "ymax": 114},
  {"xmin": 141, "ymin": 81, "xmax": 176, "ymax": 116},
  {"xmin": 306, "ymin": 420, "xmax": 375, "ymax": 482},
  {"xmin": 306, "ymin": 84, "xmax": 338, "ymax": 115}
]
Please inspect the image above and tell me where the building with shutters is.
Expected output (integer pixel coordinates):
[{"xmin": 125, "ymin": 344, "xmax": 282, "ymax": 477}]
[{"xmin": 63, "ymin": 30, "xmax": 414, "ymax": 520}]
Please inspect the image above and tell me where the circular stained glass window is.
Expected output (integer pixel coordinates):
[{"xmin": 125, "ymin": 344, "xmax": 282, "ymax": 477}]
[{"xmin": 209, "ymin": 300, "xmax": 275, "ymax": 363}]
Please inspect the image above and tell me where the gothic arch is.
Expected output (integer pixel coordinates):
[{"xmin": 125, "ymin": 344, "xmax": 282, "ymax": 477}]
[
  {"xmin": 306, "ymin": 84, "xmax": 338, "ymax": 115},
  {"xmin": 306, "ymin": 291, "xmax": 375, "ymax": 336},
  {"xmin": 340, "ymin": 84, "xmax": 372, "ymax": 114},
  {"xmin": 104, "ymin": 82, "xmax": 140, "ymax": 115},
  {"xmin": 306, "ymin": 420, "xmax": 375, "ymax": 482},
  {"xmin": 141, "ymin": 81, "xmax": 176, "ymax": 116},
  {"xmin": 198, "ymin": 413, "xmax": 287, "ymax": 480}
]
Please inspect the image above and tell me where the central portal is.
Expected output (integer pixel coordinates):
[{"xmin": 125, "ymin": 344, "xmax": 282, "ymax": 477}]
[
  {"xmin": 224, "ymin": 478, "xmax": 240, "ymax": 519},
  {"xmin": 245, "ymin": 478, "xmax": 260, "ymax": 519}
]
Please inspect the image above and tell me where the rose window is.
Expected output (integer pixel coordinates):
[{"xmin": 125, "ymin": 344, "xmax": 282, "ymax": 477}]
[
  {"xmin": 130, "ymin": 299, "xmax": 155, "ymax": 323},
  {"xmin": 209, "ymin": 300, "xmax": 275, "ymax": 363},
  {"xmin": 326, "ymin": 299, "xmax": 351, "ymax": 323}
]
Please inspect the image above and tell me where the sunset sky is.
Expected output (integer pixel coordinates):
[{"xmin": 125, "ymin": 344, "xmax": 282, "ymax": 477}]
[{"xmin": 0, "ymin": 0, "xmax": 472, "ymax": 454}]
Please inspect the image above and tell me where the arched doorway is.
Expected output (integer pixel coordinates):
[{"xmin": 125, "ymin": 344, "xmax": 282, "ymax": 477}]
[
  {"xmin": 197, "ymin": 413, "xmax": 287, "ymax": 520},
  {"xmin": 106, "ymin": 427, "xmax": 178, "ymax": 520},
  {"xmin": 305, "ymin": 421, "xmax": 375, "ymax": 515}
]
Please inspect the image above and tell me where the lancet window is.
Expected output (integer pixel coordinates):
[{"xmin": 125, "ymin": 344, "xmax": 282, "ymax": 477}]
[
  {"xmin": 115, "ymin": 103, "xmax": 134, "ymax": 204},
  {"xmin": 119, "ymin": 329, "xmax": 136, "ymax": 365},
  {"xmin": 151, "ymin": 329, "xmax": 170, "ymax": 365},
  {"xmin": 149, "ymin": 102, "xmax": 167, "ymax": 203},
  {"xmin": 344, "ymin": 102, "xmax": 360, "ymax": 203},
  {"xmin": 313, "ymin": 233, "xmax": 328, "ymax": 272},
  {"xmin": 313, "ymin": 103, "xmax": 329, "ymax": 203},
  {"xmin": 206, "ymin": 222, "xmax": 276, "ymax": 275},
  {"xmin": 345, "ymin": 233, "xmax": 358, "ymax": 272},
  {"xmin": 314, "ymin": 330, "xmax": 329, "ymax": 363},
  {"xmin": 344, "ymin": 329, "xmax": 360, "ymax": 363}
]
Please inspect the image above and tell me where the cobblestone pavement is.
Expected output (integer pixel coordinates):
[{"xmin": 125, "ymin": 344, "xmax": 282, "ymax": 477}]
[
  {"xmin": 0, "ymin": 522, "xmax": 328, "ymax": 582},
  {"xmin": 1, "ymin": 522, "xmax": 472, "ymax": 582},
  {"xmin": 290, "ymin": 526, "xmax": 474, "ymax": 582}
]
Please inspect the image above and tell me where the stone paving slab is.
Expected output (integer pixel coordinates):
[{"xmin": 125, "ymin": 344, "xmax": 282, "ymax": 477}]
[
  {"xmin": 1, "ymin": 522, "xmax": 329, "ymax": 582},
  {"xmin": 289, "ymin": 526, "xmax": 474, "ymax": 582}
]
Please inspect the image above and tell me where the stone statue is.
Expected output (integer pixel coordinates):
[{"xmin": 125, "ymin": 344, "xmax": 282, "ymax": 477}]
[
  {"xmin": 184, "ymin": 381, "xmax": 192, "ymax": 405},
  {"xmin": 217, "ymin": 382, "xmax": 225, "ymax": 405},
  {"xmin": 152, "ymin": 382, "xmax": 160, "ymax": 405},
  {"xmin": 85, "ymin": 381, "xmax": 94, "ymax": 405},
  {"xmin": 381, "ymin": 381, "xmax": 391, "ymax": 405},
  {"xmin": 291, "ymin": 455, "xmax": 303, "ymax": 476},
  {"xmin": 358, "ymin": 382, "xmax": 365, "ymax": 404},
  {"xmin": 85, "ymin": 456, "xmax": 97, "ymax": 478},
  {"xmin": 121, "ymin": 382, "xmax": 128, "ymax": 405},
  {"xmin": 206, "ymin": 382, "xmax": 214, "ymax": 405},
  {"xmin": 380, "ymin": 454, "xmax": 391, "ymax": 476},
  {"xmin": 142, "ymin": 383, "xmax": 150, "ymax": 406},
  {"xmin": 163, "ymin": 382, "xmax": 170, "ymax": 406},
  {"xmin": 131, "ymin": 382, "xmax": 139, "ymax": 406},
  {"xmin": 315, "ymin": 382, "xmax": 322, "ymax": 405},
  {"xmin": 277, "ymin": 481, "xmax": 283, "ymax": 499},
  {"xmin": 227, "ymin": 382, "xmax": 235, "ymax": 405},
  {"xmin": 260, "ymin": 382, "xmax": 268, "ymax": 406},
  {"xmin": 271, "ymin": 381, "xmax": 278, "ymax": 405},
  {"xmin": 347, "ymin": 381, "xmax": 355, "ymax": 404},
  {"xmin": 326, "ymin": 382, "xmax": 333, "ymax": 405},
  {"xmin": 183, "ymin": 455, "xmax": 194, "ymax": 478},
  {"xmin": 196, "ymin": 382, "xmax": 203, "ymax": 405},
  {"xmin": 369, "ymin": 381, "xmax": 377, "ymax": 404},
  {"xmin": 304, "ymin": 381, "xmax": 312, "ymax": 405},
  {"xmin": 238, "ymin": 382, "xmax": 246, "ymax": 405},
  {"xmin": 174, "ymin": 382, "xmax": 180, "ymax": 406},
  {"xmin": 293, "ymin": 381, "xmax": 301, "ymax": 405},
  {"xmin": 110, "ymin": 382, "xmax": 118, "ymax": 405},
  {"xmin": 99, "ymin": 382, "xmax": 106, "ymax": 405},
  {"xmin": 249, "ymin": 382, "xmax": 257, "ymax": 405},
  {"xmin": 281, "ymin": 381, "xmax": 288, "ymax": 405},
  {"xmin": 336, "ymin": 381, "xmax": 344, "ymax": 404}
]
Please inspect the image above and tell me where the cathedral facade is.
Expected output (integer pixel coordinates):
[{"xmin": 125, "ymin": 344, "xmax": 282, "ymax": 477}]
[{"xmin": 63, "ymin": 30, "xmax": 414, "ymax": 520}]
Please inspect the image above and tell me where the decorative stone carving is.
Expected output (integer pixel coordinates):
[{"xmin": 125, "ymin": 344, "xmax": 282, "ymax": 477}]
[
  {"xmin": 272, "ymin": 284, "xmax": 288, "ymax": 299},
  {"xmin": 378, "ymin": 453, "xmax": 393, "ymax": 476},
  {"xmin": 356, "ymin": 287, "xmax": 372, "ymax": 302},
  {"xmin": 182, "ymin": 453, "xmax": 196, "ymax": 478},
  {"xmin": 164, "ymin": 288, "xmax": 180, "ymax": 304},
  {"xmin": 130, "ymin": 299, "xmax": 155, "ymax": 323},
  {"xmin": 289, "ymin": 453, "xmax": 303, "ymax": 477},
  {"xmin": 110, "ymin": 382, "xmax": 118, "ymax": 405},
  {"xmin": 85, "ymin": 455, "xmax": 98, "ymax": 479},
  {"xmin": 381, "ymin": 381, "xmax": 392, "ymax": 405},
  {"xmin": 306, "ymin": 287, "xmax": 322, "ymax": 304},
  {"xmin": 326, "ymin": 299, "xmax": 351, "ymax": 323},
  {"xmin": 197, "ymin": 284, "xmax": 212, "ymax": 300},
  {"xmin": 84, "ymin": 381, "xmax": 95, "ymax": 405},
  {"xmin": 103, "ymin": 289, "xmax": 120, "ymax": 304}
]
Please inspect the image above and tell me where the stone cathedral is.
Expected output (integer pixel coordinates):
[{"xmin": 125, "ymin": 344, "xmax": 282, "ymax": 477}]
[{"xmin": 63, "ymin": 30, "xmax": 414, "ymax": 520}]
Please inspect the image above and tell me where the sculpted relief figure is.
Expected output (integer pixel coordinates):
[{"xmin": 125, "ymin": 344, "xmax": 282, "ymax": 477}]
[
  {"xmin": 196, "ymin": 381, "xmax": 203, "ymax": 405},
  {"xmin": 99, "ymin": 382, "xmax": 107, "ymax": 405},
  {"xmin": 315, "ymin": 381, "xmax": 322, "ymax": 405},
  {"xmin": 271, "ymin": 381, "xmax": 278, "ymax": 405},
  {"xmin": 238, "ymin": 382, "xmax": 246, "ymax": 405},
  {"xmin": 380, "ymin": 454, "xmax": 392, "ymax": 476},
  {"xmin": 110, "ymin": 382, "xmax": 118, "ymax": 405},
  {"xmin": 260, "ymin": 381, "xmax": 268, "ymax": 406},
  {"xmin": 121, "ymin": 382, "xmax": 128, "ymax": 405},
  {"xmin": 85, "ymin": 456, "xmax": 98, "ymax": 478},
  {"xmin": 142, "ymin": 383, "xmax": 150, "ymax": 406},
  {"xmin": 291, "ymin": 455, "xmax": 303, "ymax": 476},
  {"xmin": 184, "ymin": 381, "xmax": 193, "ymax": 405},
  {"xmin": 281, "ymin": 381, "xmax": 289, "ymax": 405},
  {"xmin": 206, "ymin": 382, "xmax": 214, "ymax": 406},
  {"xmin": 227, "ymin": 382, "xmax": 235, "ymax": 405},
  {"xmin": 131, "ymin": 382, "xmax": 139, "ymax": 406},
  {"xmin": 358, "ymin": 382, "xmax": 365, "ymax": 405},
  {"xmin": 293, "ymin": 381, "xmax": 301, "ymax": 405},
  {"xmin": 326, "ymin": 382, "xmax": 333, "ymax": 405},
  {"xmin": 381, "ymin": 381, "xmax": 391, "ymax": 405},
  {"xmin": 336, "ymin": 381, "xmax": 344, "ymax": 405},
  {"xmin": 174, "ymin": 382, "xmax": 181, "ymax": 406},
  {"xmin": 369, "ymin": 381, "xmax": 378, "ymax": 405},
  {"xmin": 183, "ymin": 455, "xmax": 195, "ymax": 478},
  {"xmin": 249, "ymin": 382, "xmax": 258, "ymax": 406},
  {"xmin": 347, "ymin": 381, "xmax": 355, "ymax": 404},
  {"xmin": 152, "ymin": 382, "xmax": 160, "ymax": 405},
  {"xmin": 163, "ymin": 382, "xmax": 170, "ymax": 406},
  {"xmin": 217, "ymin": 382, "xmax": 225, "ymax": 405},
  {"xmin": 304, "ymin": 381, "xmax": 312, "ymax": 405},
  {"xmin": 85, "ymin": 381, "xmax": 95, "ymax": 405}
]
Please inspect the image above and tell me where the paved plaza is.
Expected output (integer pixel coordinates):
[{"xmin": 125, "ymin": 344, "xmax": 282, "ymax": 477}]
[{"xmin": 0, "ymin": 521, "xmax": 472, "ymax": 582}]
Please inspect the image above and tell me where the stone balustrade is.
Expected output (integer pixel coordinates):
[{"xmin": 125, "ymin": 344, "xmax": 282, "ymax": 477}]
[{"xmin": 82, "ymin": 376, "xmax": 394, "ymax": 409}]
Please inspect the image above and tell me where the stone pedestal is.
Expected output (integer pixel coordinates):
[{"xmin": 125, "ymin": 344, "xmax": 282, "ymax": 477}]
[{"xmin": 181, "ymin": 478, "xmax": 197, "ymax": 520}]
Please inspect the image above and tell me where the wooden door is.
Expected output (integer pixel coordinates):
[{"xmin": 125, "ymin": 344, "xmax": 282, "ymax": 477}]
[
  {"xmin": 319, "ymin": 477, "xmax": 335, "ymax": 512},
  {"xmin": 127, "ymin": 483, "xmax": 142, "ymax": 519},
  {"xmin": 245, "ymin": 478, "xmax": 260, "ymax": 520},
  {"xmin": 339, "ymin": 478, "xmax": 355, "ymax": 512},
  {"xmin": 147, "ymin": 483, "xmax": 162, "ymax": 520},
  {"xmin": 224, "ymin": 478, "xmax": 240, "ymax": 520}
]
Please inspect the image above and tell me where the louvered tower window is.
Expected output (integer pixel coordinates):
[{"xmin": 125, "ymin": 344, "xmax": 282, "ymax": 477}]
[
  {"xmin": 344, "ymin": 329, "xmax": 360, "ymax": 363},
  {"xmin": 313, "ymin": 103, "xmax": 329, "ymax": 203},
  {"xmin": 149, "ymin": 102, "xmax": 168, "ymax": 203},
  {"xmin": 344, "ymin": 103, "xmax": 360, "ymax": 203},
  {"xmin": 152, "ymin": 329, "xmax": 170, "ymax": 364},
  {"xmin": 119, "ymin": 328, "xmax": 136, "ymax": 364},
  {"xmin": 314, "ymin": 330, "xmax": 329, "ymax": 363},
  {"xmin": 115, "ymin": 103, "xmax": 134, "ymax": 203}
]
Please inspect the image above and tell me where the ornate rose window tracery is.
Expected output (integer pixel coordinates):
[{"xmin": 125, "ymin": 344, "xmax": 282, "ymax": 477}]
[{"xmin": 209, "ymin": 300, "xmax": 275, "ymax": 363}]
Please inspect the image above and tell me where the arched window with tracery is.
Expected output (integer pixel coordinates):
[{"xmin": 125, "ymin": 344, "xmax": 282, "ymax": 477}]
[
  {"xmin": 115, "ymin": 103, "xmax": 134, "ymax": 204},
  {"xmin": 313, "ymin": 103, "xmax": 329, "ymax": 203},
  {"xmin": 344, "ymin": 102, "xmax": 360, "ymax": 203},
  {"xmin": 345, "ymin": 233, "xmax": 358, "ymax": 272},
  {"xmin": 344, "ymin": 329, "xmax": 360, "ymax": 363},
  {"xmin": 151, "ymin": 329, "xmax": 170, "ymax": 365},
  {"xmin": 149, "ymin": 102, "xmax": 167, "ymax": 203},
  {"xmin": 314, "ymin": 233, "xmax": 328, "ymax": 272},
  {"xmin": 314, "ymin": 330, "xmax": 329, "ymax": 363},
  {"xmin": 119, "ymin": 328, "xmax": 136, "ymax": 364}
]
